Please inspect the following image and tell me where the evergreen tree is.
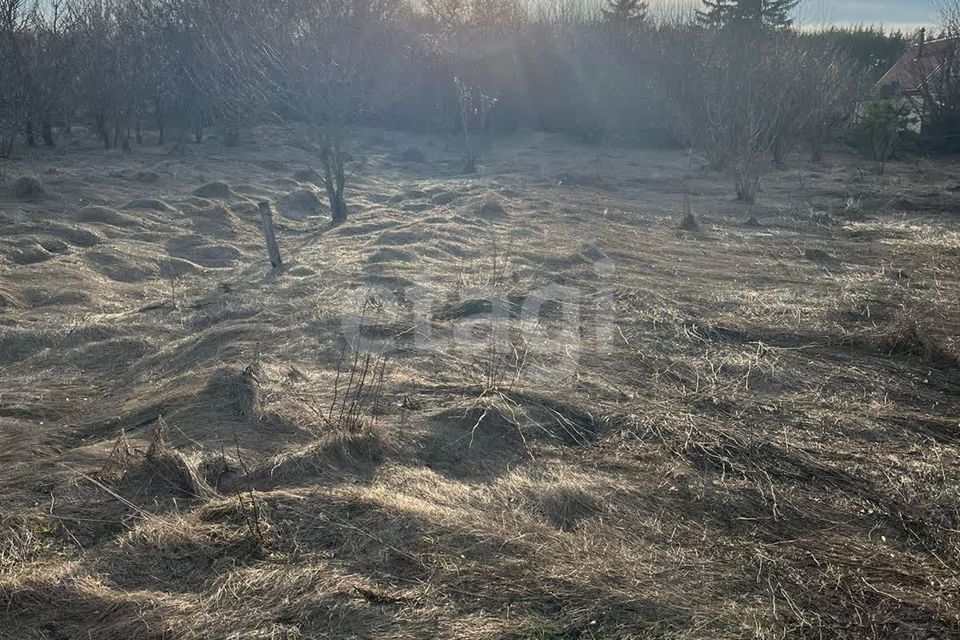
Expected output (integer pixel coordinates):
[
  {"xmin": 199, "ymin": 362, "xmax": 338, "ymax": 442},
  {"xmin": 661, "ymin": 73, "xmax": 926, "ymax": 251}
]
[
  {"xmin": 697, "ymin": 0, "xmax": 799, "ymax": 30},
  {"xmin": 601, "ymin": 0, "xmax": 648, "ymax": 24},
  {"xmin": 802, "ymin": 26, "xmax": 907, "ymax": 82}
]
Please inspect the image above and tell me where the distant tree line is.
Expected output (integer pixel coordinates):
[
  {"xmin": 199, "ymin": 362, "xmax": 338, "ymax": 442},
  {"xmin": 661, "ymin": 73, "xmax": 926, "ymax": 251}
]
[{"xmin": 0, "ymin": 0, "xmax": 921, "ymax": 213}]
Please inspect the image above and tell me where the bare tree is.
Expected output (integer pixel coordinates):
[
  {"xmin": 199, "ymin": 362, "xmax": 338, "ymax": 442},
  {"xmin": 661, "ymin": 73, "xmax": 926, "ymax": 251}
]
[
  {"xmin": 24, "ymin": 0, "xmax": 83, "ymax": 147},
  {"xmin": 141, "ymin": 0, "xmax": 178, "ymax": 145},
  {"xmin": 154, "ymin": 0, "xmax": 214, "ymax": 146},
  {"xmin": 72, "ymin": 0, "xmax": 125, "ymax": 149},
  {"xmin": 423, "ymin": 0, "xmax": 520, "ymax": 172},
  {"xmin": 762, "ymin": 38, "xmax": 864, "ymax": 165},
  {"xmin": 423, "ymin": 0, "xmax": 468, "ymax": 28},
  {"xmin": 796, "ymin": 47, "xmax": 864, "ymax": 162},
  {"xmin": 661, "ymin": 26, "xmax": 854, "ymax": 204},
  {"xmin": 257, "ymin": 0, "xmax": 404, "ymax": 223},
  {"xmin": 0, "ymin": 0, "xmax": 29, "ymax": 157},
  {"xmin": 456, "ymin": 78, "xmax": 498, "ymax": 173},
  {"xmin": 186, "ymin": 0, "xmax": 272, "ymax": 147},
  {"xmin": 661, "ymin": 28, "xmax": 780, "ymax": 203}
]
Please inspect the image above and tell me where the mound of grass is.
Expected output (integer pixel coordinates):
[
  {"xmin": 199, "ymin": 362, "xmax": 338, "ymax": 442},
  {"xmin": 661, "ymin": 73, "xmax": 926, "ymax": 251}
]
[
  {"xmin": 277, "ymin": 189, "xmax": 322, "ymax": 220},
  {"xmin": 193, "ymin": 181, "xmax": 233, "ymax": 199},
  {"xmin": 401, "ymin": 147, "xmax": 426, "ymax": 163},
  {"xmin": 100, "ymin": 421, "xmax": 216, "ymax": 507},
  {"xmin": 11, "ymin": 175, "xmax": 44, "ymax": 200}
]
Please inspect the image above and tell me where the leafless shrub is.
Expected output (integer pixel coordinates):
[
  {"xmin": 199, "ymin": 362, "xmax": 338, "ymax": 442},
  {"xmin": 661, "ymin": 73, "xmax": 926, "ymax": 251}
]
[
  {"xmin": 328, "ymin": 347, "xmax": 388, "ymax": 435},
  {"xmin": 679, "ymin": 192, "xmax": 699, "ymax": 230},
  {"xmin": 185, "ymin": 0, "xmax": 273, "ymax": 147},
  {"xmin": 424, "ymin": 0, "xmax": 525, "ymax": 30},
  {"xmin": 20, "ymin": 1, "xmax": 81, "ymax": 148},
  {"xmin": 421, "ymin": 1, "xmax": 527, "ymax": 169},
  {"xmin": 0, "ymin": 0, "xmax": 29, "ymax": 157},
  {"xmin": 72, "ymin": 1, "xmax": 116, "ymax": 148},
  {"xmin": 455, "ymin": 77, "xmax": 498, "ymax": 173},
  {"xmin": 796, "ymin": 48, "xmax": 865, "ymax": 163},
  {"xmin": 763, "ymin": 41, "xmax": 858, "ymax": 165},
  {"xmin": 82, "ymin": 1, "xmax": 157, "ymax": 146},
  {"xmin": 702, "ymin": 32, "xmax": 787, "ymax": 203},
  {"xmin": 292, "ymin": 339, "xmax": 391, "ymax": 442},
  {"xmin": 232, "ymin": 489, "xmax": 271, "ymax": 549},
  {"xmin": 249, "ymin": 0, "xmax": 405, "ymax": 223},
  {"xmin": 661, "ymin": 26, "xmax": 859, "ymax": 204}
]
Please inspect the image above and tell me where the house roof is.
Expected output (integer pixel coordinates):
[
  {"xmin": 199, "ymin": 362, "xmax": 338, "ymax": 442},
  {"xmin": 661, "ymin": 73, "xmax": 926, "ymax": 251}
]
[{"xmin": 878, "ymin": 35, "xmax": 960, "ymax": 94}]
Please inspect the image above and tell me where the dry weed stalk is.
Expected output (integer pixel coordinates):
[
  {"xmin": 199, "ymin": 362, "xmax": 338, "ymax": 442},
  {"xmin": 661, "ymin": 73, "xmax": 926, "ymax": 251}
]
[
  {"xmin": 233, "ymin": 488, "xmax": 270, "ymax": 549},
  {"xmin": 325, "ymin": 344, "xmax": 389, "ymax": 435},
  {"xmin": 98, "ymin": 429, "xmax": 134, "ymax": 479}
]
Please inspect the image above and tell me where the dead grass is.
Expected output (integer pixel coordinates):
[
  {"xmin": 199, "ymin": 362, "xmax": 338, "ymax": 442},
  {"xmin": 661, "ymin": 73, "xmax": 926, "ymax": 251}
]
[
  {"xmin": 10, "ymin": 175, "xmax": 44, "ymax": 200},
  {"xmin": 0, "ymin": 129, "xmax": 959, "ymax": 638},
  {"xmin": 850, "ymin": 305, "xmax": 959, "ymax": 367}
]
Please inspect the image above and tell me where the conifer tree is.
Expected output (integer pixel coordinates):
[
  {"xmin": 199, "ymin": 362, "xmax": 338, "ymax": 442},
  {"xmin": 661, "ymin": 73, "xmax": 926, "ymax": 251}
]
[
  {"xmin": 697, "ymin": 0, "xmax": 799, "ymax": 30},
  {"xmin": 601, "ymin": 0, "xmax": 648, "ymax": 24}
]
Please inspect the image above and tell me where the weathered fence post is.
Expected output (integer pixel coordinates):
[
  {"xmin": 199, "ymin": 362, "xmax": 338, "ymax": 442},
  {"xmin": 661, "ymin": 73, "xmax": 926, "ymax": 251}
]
[{"xmin": 257, "ymin": 201, "xmax": 283, "ymax": 270}]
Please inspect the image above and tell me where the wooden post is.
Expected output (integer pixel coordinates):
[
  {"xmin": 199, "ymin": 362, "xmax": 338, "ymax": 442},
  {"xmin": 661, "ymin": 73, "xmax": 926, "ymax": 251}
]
[{"xmin": 257, "ymin": 201, "xmax": 283, "ymax": 270}]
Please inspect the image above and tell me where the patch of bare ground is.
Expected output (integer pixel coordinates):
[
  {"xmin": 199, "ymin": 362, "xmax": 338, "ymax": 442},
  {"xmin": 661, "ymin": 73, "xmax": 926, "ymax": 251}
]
[{"xmin": 0, "ymin": 130, "xmax": 958, "ymax": 639}]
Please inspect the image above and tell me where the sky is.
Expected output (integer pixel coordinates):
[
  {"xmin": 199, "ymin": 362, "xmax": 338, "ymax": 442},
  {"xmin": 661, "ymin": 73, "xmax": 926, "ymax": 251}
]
[
  {"xmin": 641, "ymin": 0, "xmax": 939, "ymax": 31},
  {"xmin": 31, "ymin": 0, "xmax": 943, "ymax": 32},
  {"xmin": 797, "ymin": 0, "xmax": 938, "ymax": 31}
]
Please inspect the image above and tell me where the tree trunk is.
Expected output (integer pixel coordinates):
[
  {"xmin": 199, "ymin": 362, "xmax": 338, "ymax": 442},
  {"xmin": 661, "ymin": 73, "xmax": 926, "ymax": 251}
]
[
  {"xmin": 97, "ymin": 111, "xmax": 110, "ymax": 149},
  {"xmin": 157, "ymin": 116, "xmax": 165, "ymax": 146},
  {"xmin": 810, "ymin": 136, "xmax": 824, "ymax": 163},
  {"xmin": 321, "ymin": 134, "xmax": 348, "ymax": 224},
  {"xmin": 224, "ymin": 125, "xmax": 240, "ymax": 147},
  {"xmin": 41, "ymin": 118, "xmax": 54, "ymax": 147},
  {"xmin": 771, "ymin": 137, "xmax": 786, "ymax": 166},
  {"xmin": 462, "ymin": 127, "xmax": 479, "ymax": 173},
  {"xmin": 324, "ymin": 172, "xmax": 348, "ymax": 224},
  {"xmin": 463, "ymin": 144, "xmax": 478, "ymax": 174},
  {"xmin": 0, "ymin": 135, "xmax": 13, "ymax": 158},
  {"xmin": 331, "ymin": 191, "xmax": 347, "ymax": 224}
]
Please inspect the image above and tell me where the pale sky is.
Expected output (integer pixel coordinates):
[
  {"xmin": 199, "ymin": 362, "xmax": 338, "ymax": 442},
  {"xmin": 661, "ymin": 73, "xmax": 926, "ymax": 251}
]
[
  {"xmin": 642, "ymin": 0, "xmax": 939, "ymax": 31},
  {"xmin": 797, "ymin": 0, "xmax": 937, "ymax": 31}
]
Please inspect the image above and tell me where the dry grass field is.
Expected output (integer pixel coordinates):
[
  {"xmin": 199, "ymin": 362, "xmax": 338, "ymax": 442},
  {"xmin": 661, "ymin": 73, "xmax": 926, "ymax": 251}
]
[{"xmin": 1, "ymin": 127, "xmax": 959, "ymax": 639}]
